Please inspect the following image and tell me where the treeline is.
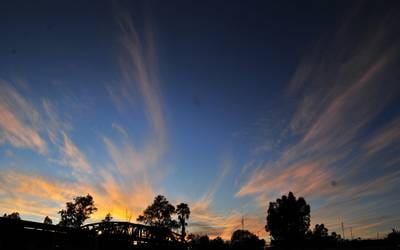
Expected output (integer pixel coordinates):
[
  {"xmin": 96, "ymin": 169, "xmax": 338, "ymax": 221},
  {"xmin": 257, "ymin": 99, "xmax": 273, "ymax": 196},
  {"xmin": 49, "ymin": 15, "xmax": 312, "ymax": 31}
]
[
  {"xmin": 3, "ymin": 191, "xmax": 400, "ymax": 249},
  {"xmin": 186, "ymin": 231, "xmax": 265, "ymax": 250},
  {"xmin": 265, "ymin": 192, "xmax": 400, "ymax": 248}
]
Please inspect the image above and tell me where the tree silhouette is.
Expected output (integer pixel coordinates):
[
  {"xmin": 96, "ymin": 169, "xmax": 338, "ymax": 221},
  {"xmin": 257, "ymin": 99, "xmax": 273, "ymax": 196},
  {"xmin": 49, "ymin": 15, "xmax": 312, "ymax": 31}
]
[
  {"xmin": 58, "ymin": 194, "xmax": 97, "ymax": 228},
  {"xmin": 137, "ymin": 195, "xmax": 178, "ymax": 230},
  {"xmin": 231, "ymin": 229, "xmax": 265, "ymax": 250},
  {"xmin": 176, "ymin": 203, "xmax": 190, "ymax": 241},
  {"xmin": 187, "ymin": 233, "xmax": 199, "ymax": 242},
  {"xmin": 189, "ymin": 234, "xmax": 210, "ymax": 250},
  {"xmin": 312, "ymin": 223, "xmax": 328, "ymax": 238},
  {"xmin": 188, "ymin": 234, "xmax": 230, "ymax": 250},
  {"xmin": 43, "ymin": 216, "xmax": 53, "ymax": 224},
  {"xmin": 387, "ymin": 229, "xmax": 400, "ymax": 245},
  {"xmin": 210, "ymin": 236, "xmax": 229, "ymax": 250},
  {"xmin": 266, "ymin": 191, "xmax": 310, "ymax": 245},
  {"xmin": 305, "ymin": 223, "xmax": 338, "ymax": 246},
  {"xmin": 198, "ymin": 235, "xmax": 210, "ymax": 246},
  {"xmin": 330, "ymin": 231, "xmax": 341, "ymax": 240},
  {"xmin": 102, "ymin": 213, "xmax": 113, "ymax": 223},
  {"xmin": 3, "ymin": 212, "xmax": 21, "ymax": 220}
]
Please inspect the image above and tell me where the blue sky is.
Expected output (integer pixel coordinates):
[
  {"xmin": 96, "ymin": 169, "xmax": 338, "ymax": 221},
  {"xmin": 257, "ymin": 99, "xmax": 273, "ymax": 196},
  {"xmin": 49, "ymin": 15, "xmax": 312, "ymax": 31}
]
[{"xmin": 0, "ymin": 0, "xmax": 399, "ymax": 240}]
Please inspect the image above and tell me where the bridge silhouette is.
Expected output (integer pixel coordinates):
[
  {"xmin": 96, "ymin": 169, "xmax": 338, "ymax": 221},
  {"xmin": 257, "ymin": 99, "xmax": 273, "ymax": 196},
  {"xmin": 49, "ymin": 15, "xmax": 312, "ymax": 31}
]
[
  {"xmin": 81, "ymin": 221, "xmax": 182, "ymax": 243},
  {"xmin": 0, "ymin": 217, "xmax": 184, "ymax": 250}
]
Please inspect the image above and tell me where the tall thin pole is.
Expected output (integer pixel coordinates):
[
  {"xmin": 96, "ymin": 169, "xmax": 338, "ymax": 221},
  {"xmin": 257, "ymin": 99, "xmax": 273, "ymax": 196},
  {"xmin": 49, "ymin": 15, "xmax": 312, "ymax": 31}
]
[
  {"xmin": 241, "ymin": 216, "xmax": 244, "ymax": 231},
  {"xmin": 341, "ymin": 222, "xmax": 345, "ymax": 239},
  {"xmin": 350, "ymin": 227, "xmax": 353, "ymax": 240}
]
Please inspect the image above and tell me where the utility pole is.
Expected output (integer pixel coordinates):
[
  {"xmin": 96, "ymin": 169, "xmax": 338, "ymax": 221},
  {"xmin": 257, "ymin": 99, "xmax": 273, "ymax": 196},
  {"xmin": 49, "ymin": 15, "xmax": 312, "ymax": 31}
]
[
  {"xmin": 341, "ymin": 222, "xmax": 345, "ymax": 239},
  {"xmin": 350, "ymin": 227, "xmax": 353, "ymax": 240},
  {"xmin": 241, "ymin": 216, "xmax": 244, "ymax": 231}
]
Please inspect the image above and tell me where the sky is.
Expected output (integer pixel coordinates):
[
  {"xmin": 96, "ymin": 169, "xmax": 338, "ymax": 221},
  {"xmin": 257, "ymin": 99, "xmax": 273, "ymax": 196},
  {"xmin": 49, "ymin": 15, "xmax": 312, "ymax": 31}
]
[{"xmin": 0, "ymin": 0, "xmax": 400, "ymax": 241}]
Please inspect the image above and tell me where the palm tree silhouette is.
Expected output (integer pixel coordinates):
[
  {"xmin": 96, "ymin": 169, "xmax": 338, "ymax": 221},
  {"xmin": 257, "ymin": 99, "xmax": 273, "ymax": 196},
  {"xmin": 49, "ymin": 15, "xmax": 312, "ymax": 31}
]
[{"xmin": 176, "ymin": 203, "xmax": 190, "ymax": 241}]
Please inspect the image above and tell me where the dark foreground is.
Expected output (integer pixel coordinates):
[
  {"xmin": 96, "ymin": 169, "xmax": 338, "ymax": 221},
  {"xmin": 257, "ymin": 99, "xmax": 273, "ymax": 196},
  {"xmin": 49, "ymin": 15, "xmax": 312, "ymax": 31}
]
[
  {"xmin": 0, "ymin": 217, "xmax": 184, "ymax": 250},
  {"xmin": 0, "ymin": 218, "xmax": 399, "ymax": 250}
]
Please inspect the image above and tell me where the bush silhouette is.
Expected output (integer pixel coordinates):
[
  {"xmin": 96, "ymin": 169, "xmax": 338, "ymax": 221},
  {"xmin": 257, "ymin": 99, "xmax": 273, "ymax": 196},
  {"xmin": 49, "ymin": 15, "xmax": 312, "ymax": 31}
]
[
  {"xmin": 43, "ymin": 216, "xmax": 52, "ymax": 224},
  {"xmin": 231, "ymin": 229, "xmax": 265, "ymax": 250},
  {"xmin": 3, "ymin": 212, "xmax": 21, "ymax": 220},
  {"xmin": 102, "ymin": 213, "xmax": 113, "ymax": 222}
]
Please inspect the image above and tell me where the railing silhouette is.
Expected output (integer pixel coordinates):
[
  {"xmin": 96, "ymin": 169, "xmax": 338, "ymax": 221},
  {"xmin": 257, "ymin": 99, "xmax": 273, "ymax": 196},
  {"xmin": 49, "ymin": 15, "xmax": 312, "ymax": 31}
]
[{"xmin": 81, "ymin": 221, "xmax": 182, "ymax": 244}]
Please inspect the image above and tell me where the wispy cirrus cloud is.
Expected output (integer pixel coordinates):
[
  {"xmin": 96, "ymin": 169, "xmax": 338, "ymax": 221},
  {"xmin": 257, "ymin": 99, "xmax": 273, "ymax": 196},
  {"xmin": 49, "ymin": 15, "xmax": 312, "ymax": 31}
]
[
  {"xmin": 189, "ymin": 209, "xmax": 266, "ymax": 240},
  {"xmin": 0, "ymin": 82, "xmax": 96, "ymax": 221},
  {"xmin": 188, "ymin": 153, "xmax": 267, "ymax": 239},
  {"xmin": 364, "ymin": 118, "xmax": 400, "ymax": 155},
  {"xmin": 108, "ymin": 10, "xmax": 166, "ymax": 151},
  {"xmin": 0, "ymin": 80, "xmax": 47, "ymax": 153},
  {"xmin": 95, "ymin": 11, "xmax": 168, "ymax": 220},
  {"xmin": 0, "ymin": 10, "xmax": 168, "ymax": 225},
  {"xmin": 236, "ymin": 4, "xmax": 400, "ymax": 238},
  {"xmin": 57, "ymin": 132, "xmax": 92, "ymax": 172},
  {"xmin": 0, "ymin": 4, "xmax": 225, "ymax": 233},
  {"xmin": 0, "ymin": 170, "xmax": 79, "ymax": 221},
  {"xmin": 0, "ymin": 168, "xmax": 150, "ymax": 223},
  {"xmin": 0, "ymin": 80, "xmax": 91, "ymax": 174}
]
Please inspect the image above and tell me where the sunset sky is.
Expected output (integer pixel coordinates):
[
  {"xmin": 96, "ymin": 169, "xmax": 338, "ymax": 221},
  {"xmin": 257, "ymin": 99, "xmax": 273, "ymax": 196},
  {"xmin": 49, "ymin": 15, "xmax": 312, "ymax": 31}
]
[{"xmin": 0, "ymin": 0, "xmax": 399, "ymax": 240}]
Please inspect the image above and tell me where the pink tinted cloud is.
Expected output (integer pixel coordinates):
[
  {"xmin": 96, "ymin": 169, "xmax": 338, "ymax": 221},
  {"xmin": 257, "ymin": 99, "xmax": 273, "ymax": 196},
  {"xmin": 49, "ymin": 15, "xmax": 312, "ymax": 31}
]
[
  {"xmin": 236, "ymin": 6, "xmax": 400, "ymax": 239},
  {"xmin": 365, "ymin": 118, "xmax": 400, "ymax": 155},
  {"xmin": 0, "ymin": 80, "xmax": 47, "ymax": 153}
]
